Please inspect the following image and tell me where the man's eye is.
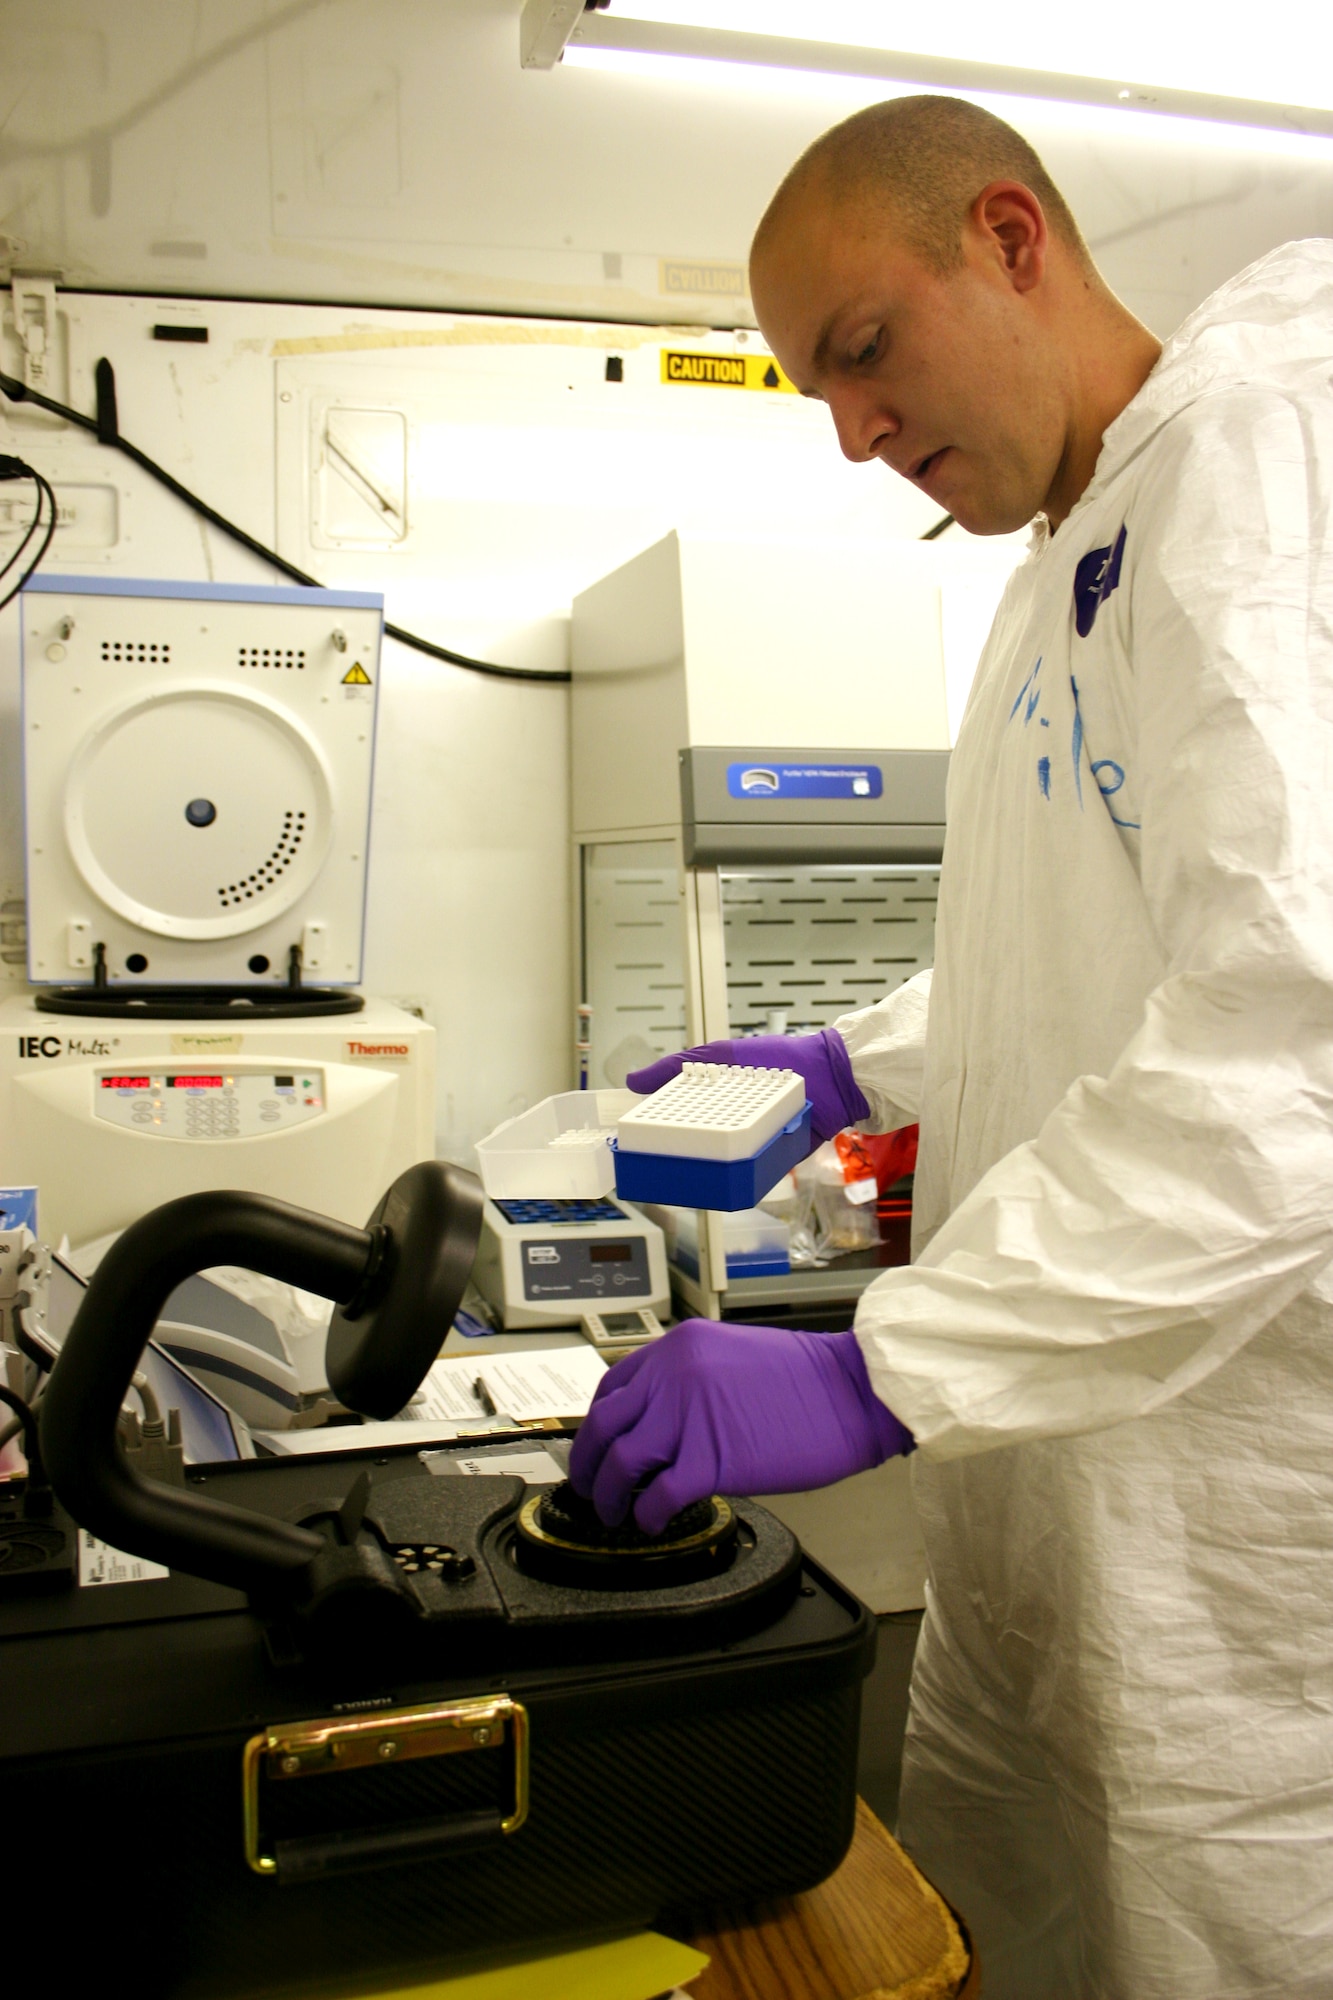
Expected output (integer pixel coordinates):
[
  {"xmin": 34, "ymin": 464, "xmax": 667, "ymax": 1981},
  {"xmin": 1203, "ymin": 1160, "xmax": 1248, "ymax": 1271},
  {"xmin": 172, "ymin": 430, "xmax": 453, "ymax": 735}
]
[{"xmin": 854, "ymin": 334, "xmax": 880, "ymax": 366}]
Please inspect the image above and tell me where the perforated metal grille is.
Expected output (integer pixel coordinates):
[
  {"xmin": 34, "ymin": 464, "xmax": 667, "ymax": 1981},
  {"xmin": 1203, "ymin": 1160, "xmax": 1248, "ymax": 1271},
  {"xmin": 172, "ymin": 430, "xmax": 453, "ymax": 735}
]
[
  {"xmin": 238, "ymin": 645, "xmax": 306, "ymax": 669},
  {"xmin": 100, "ymin": 639, "xmax": 170, "ymax": 662},
  {"xmin": 584, "ymin": 849, "xmax": 940, "ymax": 1085},
  {"xmin": 217, "ymin": 811, "xmax": 306, "ymax": 907},
  {"xmin": 721, "ymin": 865, "xmax": 938, "ymax": 1032}
]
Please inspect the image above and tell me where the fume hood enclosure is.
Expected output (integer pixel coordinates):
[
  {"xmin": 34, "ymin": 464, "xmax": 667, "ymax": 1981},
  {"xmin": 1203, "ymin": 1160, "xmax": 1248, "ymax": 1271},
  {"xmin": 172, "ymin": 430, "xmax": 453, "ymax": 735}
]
[{"xmin": 572, "ymin": 531, "xmax": 948, "ymax": 1321}]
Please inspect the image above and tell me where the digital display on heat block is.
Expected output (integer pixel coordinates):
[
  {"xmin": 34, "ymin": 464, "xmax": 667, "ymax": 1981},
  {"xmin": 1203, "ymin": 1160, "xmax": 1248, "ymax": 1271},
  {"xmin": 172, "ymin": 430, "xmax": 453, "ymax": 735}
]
[
  {"xmin": 167, "ymin": 1075, "xmax": 226, "ymax": 1089},
  {"xmin": 589, "ymin": 1243, "xmax": 633, "ymax": 1263}
]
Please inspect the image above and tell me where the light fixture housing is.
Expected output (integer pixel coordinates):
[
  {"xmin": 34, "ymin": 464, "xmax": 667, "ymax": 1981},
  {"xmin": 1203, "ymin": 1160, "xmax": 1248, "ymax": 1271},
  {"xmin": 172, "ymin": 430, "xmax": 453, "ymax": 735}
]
[
  {"xmin": 556, "ymin": 9, "xmax": 1333, "ymax": 143},
  {"xmin": 520, "ymin": 0, "xmax": 609, "ymax": 71}
]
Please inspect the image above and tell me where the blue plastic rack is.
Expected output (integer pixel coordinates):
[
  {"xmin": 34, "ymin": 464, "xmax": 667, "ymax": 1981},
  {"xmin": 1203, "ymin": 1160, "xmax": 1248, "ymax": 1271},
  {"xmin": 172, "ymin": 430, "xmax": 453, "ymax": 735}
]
[{"xmin": 611, "ymin": 1104, "xmax": 812, "ymax": 1211}]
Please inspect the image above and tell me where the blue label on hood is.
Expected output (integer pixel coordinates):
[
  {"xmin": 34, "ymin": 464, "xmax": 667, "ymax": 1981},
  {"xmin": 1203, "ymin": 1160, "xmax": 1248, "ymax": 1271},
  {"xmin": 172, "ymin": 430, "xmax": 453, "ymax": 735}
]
[
  {"xmin": 1073, "ymin": 523, "xmax": 1127, "ymax": 637},
  {"xmin": 726, "ymin": 762, "xmax": 883, "ymax": 801},
  {"xmin": 0, "ymin": 1186, "xmax": 38, "ymax": 1232}
]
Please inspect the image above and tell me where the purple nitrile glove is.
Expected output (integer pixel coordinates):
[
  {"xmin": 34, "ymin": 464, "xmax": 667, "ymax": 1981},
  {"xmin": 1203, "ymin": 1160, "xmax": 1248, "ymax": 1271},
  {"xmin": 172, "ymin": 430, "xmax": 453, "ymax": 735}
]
[
  {"xmin": 626, "ymin": 1029, "xmax": 869, "ymax": 1148},
  {"xmin": 569, "ymin": 1321, "xmax": 913, "ymax": 1533}
]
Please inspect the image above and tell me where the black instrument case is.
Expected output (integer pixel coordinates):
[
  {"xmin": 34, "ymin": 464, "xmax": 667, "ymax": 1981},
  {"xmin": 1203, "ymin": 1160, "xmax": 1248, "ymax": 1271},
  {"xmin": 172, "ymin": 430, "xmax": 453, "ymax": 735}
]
[{"xmin": 1, "ymin": 1168, "xmax": 876, "ymax": 1998}]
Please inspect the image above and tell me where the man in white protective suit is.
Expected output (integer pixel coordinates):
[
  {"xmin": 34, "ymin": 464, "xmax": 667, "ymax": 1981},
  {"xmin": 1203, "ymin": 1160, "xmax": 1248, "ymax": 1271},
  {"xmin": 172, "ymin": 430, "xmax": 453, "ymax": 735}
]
[{"xmin": 570, "ymin": 94, "xmax": 1333, "ymax": 1997}]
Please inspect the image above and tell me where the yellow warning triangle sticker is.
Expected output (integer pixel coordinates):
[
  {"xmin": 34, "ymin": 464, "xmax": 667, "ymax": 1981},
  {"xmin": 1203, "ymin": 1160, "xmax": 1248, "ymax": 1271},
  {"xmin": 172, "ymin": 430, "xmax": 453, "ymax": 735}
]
[
  {"xmin": 341, "ymin": 662, "xmax": 372, "ymax": 685},
  {"xmin": 659, "ymin": 349, "xmax": 796, "ymax": 393}
]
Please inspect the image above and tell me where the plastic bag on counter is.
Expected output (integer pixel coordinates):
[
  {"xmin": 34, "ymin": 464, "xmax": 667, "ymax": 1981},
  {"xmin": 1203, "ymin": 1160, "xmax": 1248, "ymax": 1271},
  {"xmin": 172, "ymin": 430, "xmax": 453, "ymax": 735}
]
[
  {"xmin": 756, "ymin": 1169, "xmax": 817, "ymax": 1268},
  {"xmin": 773, "ymin": 1134, "xmax": 878, "ymax": 1266},
  {"xmin": 812, "ymin": 1133, "xmax": 880, "ymax": 1258}
]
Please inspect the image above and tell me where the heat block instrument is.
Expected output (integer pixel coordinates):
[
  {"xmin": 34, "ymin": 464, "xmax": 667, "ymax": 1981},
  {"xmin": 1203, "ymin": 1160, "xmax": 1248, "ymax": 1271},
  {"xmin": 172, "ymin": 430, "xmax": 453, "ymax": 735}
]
[
  {"xmin": 471, "ymin": 1194, "xmax": 670, "ymax": 1330},
  {"xmin": 472, "ymin": 1091, "xmax": 670, "ymax": 1328},
  {"xmin": 3, "ymin": 1165, "xmax": 874, "ymax": 1997}
]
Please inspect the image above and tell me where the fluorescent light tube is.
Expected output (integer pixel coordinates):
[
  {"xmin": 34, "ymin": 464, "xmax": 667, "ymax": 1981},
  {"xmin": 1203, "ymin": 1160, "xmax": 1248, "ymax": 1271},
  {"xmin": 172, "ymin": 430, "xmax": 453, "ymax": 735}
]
[{"xmin": 563, "ymin": 8, "xmax": 1333, "ymax": 141}]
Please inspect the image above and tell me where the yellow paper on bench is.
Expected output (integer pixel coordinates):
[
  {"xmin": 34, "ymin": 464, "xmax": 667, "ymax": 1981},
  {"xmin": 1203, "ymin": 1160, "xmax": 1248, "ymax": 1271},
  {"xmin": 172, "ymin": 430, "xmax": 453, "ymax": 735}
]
[{"xmin": 357, "ymin": 1931, "xmax": 709, "ymax": 2000}]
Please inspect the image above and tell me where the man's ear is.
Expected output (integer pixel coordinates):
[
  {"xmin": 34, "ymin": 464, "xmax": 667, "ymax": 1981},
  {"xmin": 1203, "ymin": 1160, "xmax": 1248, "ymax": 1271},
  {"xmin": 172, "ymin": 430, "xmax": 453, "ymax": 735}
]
[{"xmin": 969, "ymin": 181, "xmax": 1048, "ymax": 294}]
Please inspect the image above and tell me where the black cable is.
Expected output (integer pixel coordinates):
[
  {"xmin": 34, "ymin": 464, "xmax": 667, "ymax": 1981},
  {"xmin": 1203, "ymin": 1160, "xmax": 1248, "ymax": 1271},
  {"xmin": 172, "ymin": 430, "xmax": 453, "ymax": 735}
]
[
  {"xmin": 16, "ymin": 474, "xmax": 57, "ymax": 606},
  {"xmin": 0, "ymin": 462, "xmax": 48, "ymax": 586},
  {"xmin": 0, "ymin": 366, "xmax": 571, "ymax": 684},
  {"xmin": 12, "ymin": 1297, "xmax": 54, "ymax": 1375},
  {"xmin": 0, "ymin": 461, "xmax": 57, "ymax": 610},
  {"xmin": 4, "ymin": 470, "xmax": 56, "ymax": 606},
  {"xmin": 380, "ymin": 615, "xmax": 565, "ymax": 680},
  {"xmin": 921, "ymin": 513, "xmax": 955, "ymax": 540},
  {"xmin": 0, "ymin": 1382, "xmax": 43, "ymax": 1475}
]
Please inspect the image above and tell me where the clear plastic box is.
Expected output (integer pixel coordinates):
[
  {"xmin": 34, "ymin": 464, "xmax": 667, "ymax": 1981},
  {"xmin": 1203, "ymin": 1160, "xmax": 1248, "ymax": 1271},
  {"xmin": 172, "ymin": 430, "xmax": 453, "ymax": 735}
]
[{"xmin": 475, "ymin": 1089, "xmax": 636, "ymax": 1200}]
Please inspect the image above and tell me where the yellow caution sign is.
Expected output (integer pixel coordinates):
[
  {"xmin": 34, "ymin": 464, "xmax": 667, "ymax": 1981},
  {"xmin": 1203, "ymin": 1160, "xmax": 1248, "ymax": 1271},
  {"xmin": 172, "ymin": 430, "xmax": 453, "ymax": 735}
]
[
  {"xmin": 341, "ymin": 662, "xmax": 372, "ymax": 685},
  {"xmin": 660, "ymin": 350, "xmax": 796, "ymax": 394}
]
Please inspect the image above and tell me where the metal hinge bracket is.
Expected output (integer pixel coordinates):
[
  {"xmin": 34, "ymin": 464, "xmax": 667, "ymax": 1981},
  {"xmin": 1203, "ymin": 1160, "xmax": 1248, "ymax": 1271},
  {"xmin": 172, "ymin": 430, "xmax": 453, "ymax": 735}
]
[{"xmin": 10, "ymin": 275, "xmax": 57, "ymax": 393}]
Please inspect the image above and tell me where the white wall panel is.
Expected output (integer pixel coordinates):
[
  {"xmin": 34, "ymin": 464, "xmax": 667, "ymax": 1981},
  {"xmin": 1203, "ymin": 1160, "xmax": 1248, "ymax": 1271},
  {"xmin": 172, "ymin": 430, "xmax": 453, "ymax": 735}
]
[{"xmin": 0, "ymin": 0, "xmax": 1328, "ymax": 337}]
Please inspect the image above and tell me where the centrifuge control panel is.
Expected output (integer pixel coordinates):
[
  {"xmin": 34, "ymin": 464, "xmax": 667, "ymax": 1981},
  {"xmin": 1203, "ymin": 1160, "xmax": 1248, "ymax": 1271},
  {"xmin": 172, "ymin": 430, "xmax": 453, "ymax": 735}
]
[{"xmin": 94, "ymin": 1069, "xmax": 326, "ymax": 1139}]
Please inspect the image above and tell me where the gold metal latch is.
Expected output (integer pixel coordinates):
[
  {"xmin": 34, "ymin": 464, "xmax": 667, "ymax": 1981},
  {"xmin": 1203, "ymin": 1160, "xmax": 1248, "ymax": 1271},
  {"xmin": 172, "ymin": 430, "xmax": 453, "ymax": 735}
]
[{"xmin": 241, "ymin": 1694, "xmax": 529, "ymax": 1878}]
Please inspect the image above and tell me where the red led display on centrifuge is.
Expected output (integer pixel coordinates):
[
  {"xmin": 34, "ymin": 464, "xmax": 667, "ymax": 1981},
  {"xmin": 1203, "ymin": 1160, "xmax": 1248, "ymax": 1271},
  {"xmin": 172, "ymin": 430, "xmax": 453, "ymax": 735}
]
[
  {"xmin": 100, "ymin": 1076, "xmax": 152, "ymax": 1090},
  {"xmin": 166, "ymin": 1075, "xmax": 226, "ymax": 1089}
]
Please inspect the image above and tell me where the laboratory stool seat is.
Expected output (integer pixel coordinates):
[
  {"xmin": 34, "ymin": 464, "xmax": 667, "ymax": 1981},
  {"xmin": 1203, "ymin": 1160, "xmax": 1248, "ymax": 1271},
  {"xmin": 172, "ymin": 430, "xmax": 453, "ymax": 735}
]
[{"xmin": 680, "ymin": 1796, "xmax": 978, "ymax": 1999}]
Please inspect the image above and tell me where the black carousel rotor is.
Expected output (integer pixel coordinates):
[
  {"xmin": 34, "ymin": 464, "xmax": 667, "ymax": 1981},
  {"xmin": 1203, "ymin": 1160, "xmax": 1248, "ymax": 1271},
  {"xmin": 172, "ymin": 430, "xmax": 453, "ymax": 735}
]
[{"xmin": 513, "ymin": 1480, "xmax": 738, "ymax": 1591}]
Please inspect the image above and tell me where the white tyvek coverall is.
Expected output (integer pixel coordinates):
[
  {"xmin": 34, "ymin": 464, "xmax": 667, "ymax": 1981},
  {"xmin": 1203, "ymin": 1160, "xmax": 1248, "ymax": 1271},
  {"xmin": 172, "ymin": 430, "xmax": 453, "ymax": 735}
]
[{"xmin": 835, "ymin": 240, "xmax": 1333, "ymax": 1999}]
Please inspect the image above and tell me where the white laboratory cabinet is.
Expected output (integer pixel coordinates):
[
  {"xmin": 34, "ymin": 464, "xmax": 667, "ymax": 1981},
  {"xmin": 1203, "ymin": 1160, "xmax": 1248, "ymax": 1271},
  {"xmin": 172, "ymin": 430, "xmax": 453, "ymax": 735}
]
[{"xmin": 571, "ymin": 529, "xmax": 948, "ymax": 1321}]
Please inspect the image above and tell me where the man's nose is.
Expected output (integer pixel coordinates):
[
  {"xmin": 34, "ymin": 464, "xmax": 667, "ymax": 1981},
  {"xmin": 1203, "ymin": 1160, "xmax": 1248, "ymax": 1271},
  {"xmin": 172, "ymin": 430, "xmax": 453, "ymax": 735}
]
[{"xmin": 827, "ymin": 387, "xmax": 900, "ymax": 465}]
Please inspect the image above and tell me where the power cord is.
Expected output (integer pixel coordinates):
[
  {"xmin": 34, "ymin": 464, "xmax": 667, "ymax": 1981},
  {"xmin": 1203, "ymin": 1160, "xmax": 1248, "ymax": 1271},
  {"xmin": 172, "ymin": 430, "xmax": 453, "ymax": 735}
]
[
  {"xmin": 0, "ymin": 1382, "xmax": 45, "ymax": 1482},
  {"xmin": 0, "ymin": 1378, "xmax": 75, "ymax": 1591},
  {"xmin": 0, "ymin": 1356, "xmax": 47, "ymax": 1454},
  {"xmin": 0, "ymin": 362, "xmax": 571, "ymax": 684},
  {"xmin": 0, "ymin": 454, "xmax": 57, "ymax": 611},
  {"xmin": 118, "ymin": 1371, "xmax": 185, "ymax": 1486}
]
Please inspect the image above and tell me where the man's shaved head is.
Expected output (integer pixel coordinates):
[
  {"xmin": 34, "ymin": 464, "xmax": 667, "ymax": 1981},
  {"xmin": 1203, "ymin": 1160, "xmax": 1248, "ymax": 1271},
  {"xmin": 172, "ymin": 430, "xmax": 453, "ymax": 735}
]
[
  {"xmin": 753, "ymin": 94, "xmax": 1089, "ymax": 278},
  {"xmin": 747, "ymin": 92, "xmax": 1158, "ymax": 534}
]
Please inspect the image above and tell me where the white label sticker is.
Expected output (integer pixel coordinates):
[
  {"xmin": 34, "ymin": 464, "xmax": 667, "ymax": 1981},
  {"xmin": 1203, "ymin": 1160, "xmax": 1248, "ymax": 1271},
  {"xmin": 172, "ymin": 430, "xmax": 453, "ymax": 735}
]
[
  {"xmin": 843, "ymin": 1175, "xmax": 879, "ymax": 1207},
  {"xmin": 450, "ymin": 1450, "xmax": 564, "ymax": 1483},
  {"xmin": 78, "ymin": 1531, "xmax": 169, "ymax": 1587}
]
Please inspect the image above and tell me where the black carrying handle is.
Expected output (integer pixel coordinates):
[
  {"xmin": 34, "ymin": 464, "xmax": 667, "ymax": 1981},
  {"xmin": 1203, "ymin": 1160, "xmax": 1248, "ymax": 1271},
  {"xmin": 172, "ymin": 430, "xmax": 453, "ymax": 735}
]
[
  {"xmin": 39, "ymin": 1190, "xmax": 376, "ymax": 1594},
  {"xmin": 272, "ymin": 1811, "xmax": 504, "ymax": 1882}
]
